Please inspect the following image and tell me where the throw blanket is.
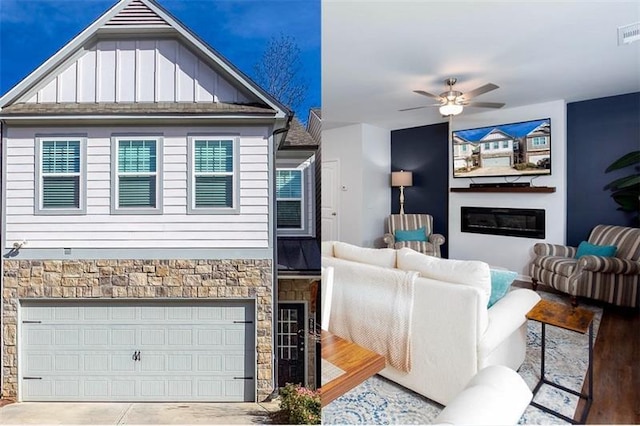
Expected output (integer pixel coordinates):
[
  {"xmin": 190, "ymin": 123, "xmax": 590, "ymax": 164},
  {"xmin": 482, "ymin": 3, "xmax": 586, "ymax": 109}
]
[{"xmin": 323, "ymin": 256, "xmax": 417, "ymax": 372}]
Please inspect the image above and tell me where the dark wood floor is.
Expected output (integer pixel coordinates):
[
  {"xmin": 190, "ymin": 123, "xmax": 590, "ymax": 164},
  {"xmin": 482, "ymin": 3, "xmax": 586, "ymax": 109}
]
[{"xmin": 515, "ymin": 281, "xmax": 640, "ymax": 424}]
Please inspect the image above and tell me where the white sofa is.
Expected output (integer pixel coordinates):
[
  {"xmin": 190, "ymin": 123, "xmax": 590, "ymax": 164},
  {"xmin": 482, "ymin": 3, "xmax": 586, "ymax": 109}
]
[{"xmin": 322, "ymin": 241, "xmax": 540, "ymax": 406}]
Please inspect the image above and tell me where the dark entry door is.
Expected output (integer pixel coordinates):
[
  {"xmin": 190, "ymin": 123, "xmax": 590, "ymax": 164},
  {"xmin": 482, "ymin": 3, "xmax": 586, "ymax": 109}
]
[{"xmin": 277, "ymin": 303, "xmax": 306, "ymax": 387}]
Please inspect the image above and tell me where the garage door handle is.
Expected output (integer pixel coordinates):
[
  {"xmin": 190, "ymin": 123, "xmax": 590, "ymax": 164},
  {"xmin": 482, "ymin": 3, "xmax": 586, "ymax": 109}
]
[{"xmin": 132, "ymin": 351, "xmax": 140, "ymax": 361}]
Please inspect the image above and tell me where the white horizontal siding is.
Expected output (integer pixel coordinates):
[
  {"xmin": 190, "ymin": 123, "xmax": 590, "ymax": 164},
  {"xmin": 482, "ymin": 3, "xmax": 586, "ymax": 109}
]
[
  {"xmin": 22, "ymin": 39, "xmax": 251, "ymax": 104},
  {"xmin": 4, "ymin": 126, "xmax": 271, "ymax": 250}
]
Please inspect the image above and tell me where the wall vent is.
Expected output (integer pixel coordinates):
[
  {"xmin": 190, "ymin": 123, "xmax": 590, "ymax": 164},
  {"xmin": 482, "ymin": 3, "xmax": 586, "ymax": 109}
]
[{"xmin": 618, "ymin": 22, "xmax": 640, "ymax": 45}]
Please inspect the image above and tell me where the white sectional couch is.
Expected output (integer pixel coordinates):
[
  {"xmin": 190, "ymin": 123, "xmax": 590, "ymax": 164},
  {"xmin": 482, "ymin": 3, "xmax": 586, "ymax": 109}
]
[{"xmin": 322, "ymin": 241, "xmax": 540, "ymax": 406}]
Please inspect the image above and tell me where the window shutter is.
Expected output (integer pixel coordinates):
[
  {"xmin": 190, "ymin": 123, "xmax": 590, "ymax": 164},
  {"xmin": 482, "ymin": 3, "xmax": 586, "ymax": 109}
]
[
  {"xmin": 119, "ymin": 176, "xmax": 156, "ymax": 207},
  {"xmin": 42, "ymin": 176, "xmax": 80, "ymax": 208},
  {"xmin": 195, "ymin": 176, "xmax": 233, "ymax": 207},
  {"xmin": 277, "ymin": 200, "xmax": 302, "ymax": 228},
  {"xmin": 118, "ymin": 140, "xmax": 157, "ymax": 208},
  {"xmin": 193, "ymin": 139, "xmax": 234, "ymax": 209},
  {"xmin": 41, "ymin": 140, "xmax": 81, "ymax": 209},
  {"xmin": 276, "ymin": 170, "xmax": 303, "ymax": 228}
]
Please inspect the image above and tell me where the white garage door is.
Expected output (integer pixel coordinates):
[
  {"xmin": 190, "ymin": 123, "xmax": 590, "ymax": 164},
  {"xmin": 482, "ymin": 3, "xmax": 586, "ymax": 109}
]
[
  {"xmin": 20, "ymin": 301, "xmax": 255, "ymax": 402},
  {"xmin": 482, "ymin": 156, "xmax": 511, "ymax": 167}
]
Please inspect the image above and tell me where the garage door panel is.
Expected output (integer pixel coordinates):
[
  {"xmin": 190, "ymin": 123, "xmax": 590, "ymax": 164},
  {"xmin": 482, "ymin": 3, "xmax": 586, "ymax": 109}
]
[
  {"xmin": 55, "ymin": 354, "xmax": 81, "ymax": 371},
  {"xmin": 197, "ymin": 354, "xmax": 222, "ymax": 372},
  {"xmin": 84, "ymin": 328, "xmax": 109, "ymax": 346},
  {"xmin": 197, "ymin": 329, "xmax": 222, "ymax": 345},
  {"xmin": 21, "ymin": 301, "xmax": 255, "ymax": 402},
  {"xmin": 141, "ymin": 329, "xmax": 165, "ymax": 345},
  {"xmin": 84, "ymin": 354, "xmax": 109, "ymax": 372},
  {"xmin": 25, "ymin": 353, "xmax": 53, "ymax": 372},
  {"xmin": 24, "ymin": 329, "xmax": 52, "ymax": 346},
  {"xmin": 167, "ymin": 354, "xmax": 193, "ymax": 371},
  {"xmin": 168, "ymin": 329, "xmax": 192, "ymax": 345},
  {"xmin": 111, "ymin": 328, "xmax": 136, "ymax": 346},
  {"xmin": 112, "ymin": 379, "xmax": 136, "ymax": 397},
  {"xmin": 55, "ymin": 329, "xmax": 80, "ymax": 346},
  {"xmin": 85, "ymin": 380, "xmax": 109, "ymax": 397}
]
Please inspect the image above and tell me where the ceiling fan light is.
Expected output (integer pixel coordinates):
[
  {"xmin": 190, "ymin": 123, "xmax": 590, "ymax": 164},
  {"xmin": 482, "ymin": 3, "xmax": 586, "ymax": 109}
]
[{"xmin": 439, "ymin": 103, "xmax": 463, "ymax": 116}]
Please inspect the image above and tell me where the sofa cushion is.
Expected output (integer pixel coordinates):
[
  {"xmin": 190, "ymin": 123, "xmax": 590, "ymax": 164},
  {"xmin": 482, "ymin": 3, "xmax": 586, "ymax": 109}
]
[
  {"xmin": 394, "ymin": 227, "xmax": 428, "ymax": 242},
  {"xmin": 333, "ymin": 241, "xmax": 397, "ymax": 268},
  {"xmin": 397, "ymin": 248, "xmax": 491, "ymax": 300},
  {"xmin": 576, "ymin": 241, "xmax": 617, "ymax": 259},
  {"xmin": 394, "ymin": 240, "xmax": 436, "ymax": 255},
  {"xmin": 321, "ymin": 240, "xmax": 336, "ymax": 257},
  {"xmin": 533, "ymin": 255, "xmax": 578, "ymax": 277},
  {"xmin": 488, "ymin": 269, "xmax": 518, "ymax": 308}
]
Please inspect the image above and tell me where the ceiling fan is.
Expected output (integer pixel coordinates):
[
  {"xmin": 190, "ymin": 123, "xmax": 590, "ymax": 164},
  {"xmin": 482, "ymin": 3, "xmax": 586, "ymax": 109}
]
[{"xmin": 400, "ymin": 77, "xmax": 505, "ymax": 116}]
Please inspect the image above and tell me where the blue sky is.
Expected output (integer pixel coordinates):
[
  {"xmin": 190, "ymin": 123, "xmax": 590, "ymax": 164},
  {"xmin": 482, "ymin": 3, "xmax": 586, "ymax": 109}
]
[{"xmin": 0, "ymin": 0, "xmax": 320, "ymax": 122}]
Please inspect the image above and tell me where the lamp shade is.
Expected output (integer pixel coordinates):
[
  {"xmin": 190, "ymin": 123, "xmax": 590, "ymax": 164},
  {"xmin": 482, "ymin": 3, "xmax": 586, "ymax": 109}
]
[
  {"xmin": 439, "ymin": 102, "xmax": 463, "ymax": 116},
  {"xmin": 391, "ymin": 170, "xmax": 413, "ymax": 187}
]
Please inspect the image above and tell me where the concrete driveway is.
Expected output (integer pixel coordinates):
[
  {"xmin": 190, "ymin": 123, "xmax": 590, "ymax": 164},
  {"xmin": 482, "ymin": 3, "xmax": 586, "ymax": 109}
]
[{"xmin": 0, "ymin": 402, "xmax": 280, "ymax": 424}]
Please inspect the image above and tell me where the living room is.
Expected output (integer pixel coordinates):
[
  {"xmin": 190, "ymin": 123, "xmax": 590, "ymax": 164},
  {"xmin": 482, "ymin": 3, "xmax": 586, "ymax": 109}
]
[{"xmin": 320, "ymin": 1, "xmax": 639, "ymax": 424}]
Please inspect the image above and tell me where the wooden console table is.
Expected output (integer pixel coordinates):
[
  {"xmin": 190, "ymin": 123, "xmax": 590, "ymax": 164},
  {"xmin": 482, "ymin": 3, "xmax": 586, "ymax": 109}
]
[
  {"xmin": 320, "ymin": 330, "xmax": 386, "ymax": 406},
  {"xmin": 450, "ymin": 186, "xmax": 556, "ymax": 193}
]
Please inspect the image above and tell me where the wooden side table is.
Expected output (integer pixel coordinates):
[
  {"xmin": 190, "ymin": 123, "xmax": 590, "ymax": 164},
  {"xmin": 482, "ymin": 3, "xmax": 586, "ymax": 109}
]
[{"xmin": 526, "ymin": 299, "xmax": 595, "ymax": 424}]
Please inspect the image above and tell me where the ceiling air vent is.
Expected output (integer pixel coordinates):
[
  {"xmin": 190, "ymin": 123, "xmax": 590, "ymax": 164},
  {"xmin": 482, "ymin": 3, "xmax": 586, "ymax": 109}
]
[{"xmin": 618, "ymin": 22, "xmax": 640, "ymax": 45}]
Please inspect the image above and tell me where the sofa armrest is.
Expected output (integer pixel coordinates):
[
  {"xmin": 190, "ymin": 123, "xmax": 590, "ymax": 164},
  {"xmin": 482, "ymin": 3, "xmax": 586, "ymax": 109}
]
[
  {"xmin": 383, "ymin": 233, "xmax": 395, "ymax": 248},
  {"xmin": 433, "ymin": 365, "xmax": 532, "ymax": 425},
  {"xmin": 430, "ymin": 233, "xmax": 446, "ymax": 246},
  {"xmin": 478, "ymin": 289, "xmax": 541, "ymax": 358},
  {"xmin": 576, "ymin": 255, "xmax": 640, "ymax": 275},
  {"xmin": 533, "ymin": 242, "xmax": 577, "ymax": 257}
]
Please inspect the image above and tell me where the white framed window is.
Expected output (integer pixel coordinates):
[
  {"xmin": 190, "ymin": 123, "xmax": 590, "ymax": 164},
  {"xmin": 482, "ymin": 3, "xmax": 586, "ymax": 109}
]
[
  {"xmin": 187, "ymin": 136, "xmax": 240, "ymax": 214},
  {"xmin": 484, "ymin": 142, "xmax": 490, "ymax": 150},
  {"xmin": 532, "ymin": 136, "xmax": 548, "ymax": 146},
  {"xmin": 111, "ymin": 137, "xmax": 163, "ymax": 214},
  {"xmin": 502, "ymin": 140, "xmax": 509, "ymax": 148},
  {"xmin": 493, "ymin": 141, "xmax": 499, "ymax": 149},
  {"xmin": 35, "ymin": 136, "xmax": 86, "ymax": 215},
  {"xmin": 276, "ymin": 169, "xmax": 304, "ymax": 229}
]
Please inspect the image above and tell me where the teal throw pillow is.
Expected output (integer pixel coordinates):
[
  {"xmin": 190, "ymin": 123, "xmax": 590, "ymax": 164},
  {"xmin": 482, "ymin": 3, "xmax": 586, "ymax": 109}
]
[
  {"xmin": 488, "ymin": 269, "xmax": 518, "ymax": 308},
  {"xmin": 575, "ymin": 241, "xmax": 617, "ymax": 259},
  {"xmin": 394, "ymin": 227, "xmax": 428, "ymax": 242}
]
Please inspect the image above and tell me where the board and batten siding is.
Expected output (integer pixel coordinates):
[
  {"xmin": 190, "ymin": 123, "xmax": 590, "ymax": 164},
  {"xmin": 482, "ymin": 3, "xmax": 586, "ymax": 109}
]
[
  {"xmin": 20, "ymin": 39, "xmax": 250, "ymax": 104},
  {"xmin": 4, "ymin": 126, "xmax": 271, "ymax": 249}
]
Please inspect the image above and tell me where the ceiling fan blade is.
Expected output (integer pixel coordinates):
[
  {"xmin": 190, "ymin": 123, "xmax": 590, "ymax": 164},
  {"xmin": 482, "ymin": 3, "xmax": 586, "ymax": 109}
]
[
  {"xmin": 461, "ymin": 83, "xmax": 499, "ymax": 100},
  {"xmin": 464, "ymin": 101, "xmax": 505, "ymax": 109},
  {"xmin": 413, "ymin": 90, "xmax": 441, "ymax": 100},
  {"xmin": 398, "ymin": 105, "xmax": 430, "ymax": 112}
]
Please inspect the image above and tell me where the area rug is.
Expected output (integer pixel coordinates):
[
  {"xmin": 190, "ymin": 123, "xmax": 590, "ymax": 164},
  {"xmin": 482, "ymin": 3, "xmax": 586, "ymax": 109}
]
[{"xmin": 322, "ymin": 292, "xmax": 602, "ymax": 425}]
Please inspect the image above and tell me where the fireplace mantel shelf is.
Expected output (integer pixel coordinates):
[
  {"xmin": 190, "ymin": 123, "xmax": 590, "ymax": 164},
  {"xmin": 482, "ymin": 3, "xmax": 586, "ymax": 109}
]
[{"xmin": 450, "ymin": 186, "xmax": 556, "ymax": 193}]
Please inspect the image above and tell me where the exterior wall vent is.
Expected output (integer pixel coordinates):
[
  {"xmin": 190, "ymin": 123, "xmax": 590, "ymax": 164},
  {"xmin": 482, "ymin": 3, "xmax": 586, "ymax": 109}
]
[{"xmin": 618, "ymin": 22, "xmax": 640, "ymax": 46}]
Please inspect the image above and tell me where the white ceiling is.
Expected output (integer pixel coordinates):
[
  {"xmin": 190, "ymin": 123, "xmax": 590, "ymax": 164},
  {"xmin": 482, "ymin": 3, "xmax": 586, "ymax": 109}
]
[{"xmin": 322, "ymin": 1, "xmax": 640, "ymax": 131}]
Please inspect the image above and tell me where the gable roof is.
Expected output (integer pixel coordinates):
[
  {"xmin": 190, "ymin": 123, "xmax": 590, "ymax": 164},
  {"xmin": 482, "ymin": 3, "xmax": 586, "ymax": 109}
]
[
  {"xmin": 281, "ymin": 118, "xmax": 318, "ymax": 149},
  {"xmin": 0, "ymin": 0, "xmax": 290, "ymax": 119}
]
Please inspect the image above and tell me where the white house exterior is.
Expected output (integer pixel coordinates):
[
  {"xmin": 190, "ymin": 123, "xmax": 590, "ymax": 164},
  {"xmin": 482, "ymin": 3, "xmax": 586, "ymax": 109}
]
[
  {"xmin": 478, "ymin": 129, "xmax": 514, "ymax": 168},
  {"xmin": 0, "ymin": 0, "xmax": 291, "ymax": 402}
]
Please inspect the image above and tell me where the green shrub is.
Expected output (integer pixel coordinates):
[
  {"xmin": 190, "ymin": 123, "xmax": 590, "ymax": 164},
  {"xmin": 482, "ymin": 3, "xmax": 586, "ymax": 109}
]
[
  {"xmin": 278, "ymin": 383, "xmax": 321, "ymax": 424},
  {"xmin": 514, "ymin": 162, "xmax": 536, "ymax": 171}
]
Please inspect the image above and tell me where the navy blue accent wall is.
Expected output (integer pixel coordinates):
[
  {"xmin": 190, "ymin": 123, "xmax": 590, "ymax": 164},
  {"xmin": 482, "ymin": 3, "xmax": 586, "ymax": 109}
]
[
  {"xmin": 391, "ymin": 122, "xmax": 449, "ymax": 258},
  {"xmin": 567, "ymin": 92, "xmax": 640, "ymax": 246}
]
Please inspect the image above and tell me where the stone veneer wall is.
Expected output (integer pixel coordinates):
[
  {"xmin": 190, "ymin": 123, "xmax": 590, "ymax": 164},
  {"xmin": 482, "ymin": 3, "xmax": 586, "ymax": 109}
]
[
  {"xmin": 1, "ymin": 259, "xmax": 273, "ymax": 401},
  {"xmin": 278, "ymin": 278, "xmax": 319, "ymax": 389}
]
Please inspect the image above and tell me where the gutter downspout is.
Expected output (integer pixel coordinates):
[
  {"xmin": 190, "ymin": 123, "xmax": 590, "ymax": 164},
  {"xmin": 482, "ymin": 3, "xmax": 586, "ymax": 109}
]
[{"xmin": 269, "ymin": 113, "xmax": 293, "ymax": 398}]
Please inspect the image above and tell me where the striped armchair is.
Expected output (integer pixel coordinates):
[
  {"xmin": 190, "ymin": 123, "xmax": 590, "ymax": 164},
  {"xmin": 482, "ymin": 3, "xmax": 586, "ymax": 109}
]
[
  {"xmin": 529, "ymin": 225, "xmax": 640, "ymax": 308},
  {"xmin": 383, "ymin": 214, "xmax": 445, "ymax": 258}
]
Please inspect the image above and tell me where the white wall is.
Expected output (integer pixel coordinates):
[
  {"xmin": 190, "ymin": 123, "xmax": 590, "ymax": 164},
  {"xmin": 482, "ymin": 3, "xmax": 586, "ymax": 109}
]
[
  {"xmin": 322, "ymin": 123, "xmax": 390, "ymax": 246},
  {"xmin": 4, "ymin": 125, "xmax": 271, "ymax": 249},
  {"xmin": 449, "ymin": 100, "xmax": 567, "ymax": 277},
  {"xmin": 361, "ymin": 124, "xmax": 391, "ymax": 247},
  {"xmin": 21, "ymin": 39, "xmax": 249, "ymax": 104}
]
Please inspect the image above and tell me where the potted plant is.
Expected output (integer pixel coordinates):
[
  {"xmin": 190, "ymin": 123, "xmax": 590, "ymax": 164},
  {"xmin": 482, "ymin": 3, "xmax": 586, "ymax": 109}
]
[{"xmin": 604, "ymin": 150, "xmax": 640, "ymax": 224}]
